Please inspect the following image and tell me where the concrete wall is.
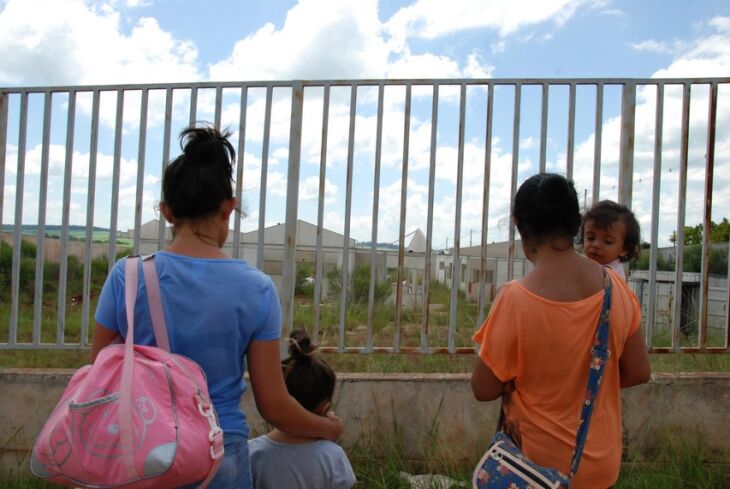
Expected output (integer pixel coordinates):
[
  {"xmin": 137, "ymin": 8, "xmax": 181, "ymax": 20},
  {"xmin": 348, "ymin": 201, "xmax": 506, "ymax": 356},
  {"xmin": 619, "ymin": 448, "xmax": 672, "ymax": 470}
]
[{"xmin": 1, "ymin": 370, "xmax": 729, "ymax": 473}]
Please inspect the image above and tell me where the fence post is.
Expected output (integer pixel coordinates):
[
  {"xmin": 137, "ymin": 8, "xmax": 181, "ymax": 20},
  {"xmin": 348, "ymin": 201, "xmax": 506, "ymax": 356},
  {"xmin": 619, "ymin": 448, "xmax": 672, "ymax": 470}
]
[
  {"xmin": 281, "ymin": 81, "xmax": 304, "ymax": 356},
  {"xmin": 618, "ymin": 82, "xmax": 636, "ymax": 207},
  {"xmin": 0, "ymin": 90, "xmax": 7, "ymax": 233}
]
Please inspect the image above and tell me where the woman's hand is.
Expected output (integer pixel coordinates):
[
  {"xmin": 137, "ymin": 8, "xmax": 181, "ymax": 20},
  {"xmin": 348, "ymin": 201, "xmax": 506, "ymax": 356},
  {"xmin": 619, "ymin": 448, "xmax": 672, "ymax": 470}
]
[{"xmin": 324, "ymin": 410, "xmax": 344, "ymax": 441}]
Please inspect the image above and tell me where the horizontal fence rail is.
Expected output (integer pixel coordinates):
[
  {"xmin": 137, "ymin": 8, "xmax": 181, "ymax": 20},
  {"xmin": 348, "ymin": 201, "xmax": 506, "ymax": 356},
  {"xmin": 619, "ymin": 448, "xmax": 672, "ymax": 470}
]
[{"xmin": 1, "ymin": 77, "xmax": 729, "ymax": 354}]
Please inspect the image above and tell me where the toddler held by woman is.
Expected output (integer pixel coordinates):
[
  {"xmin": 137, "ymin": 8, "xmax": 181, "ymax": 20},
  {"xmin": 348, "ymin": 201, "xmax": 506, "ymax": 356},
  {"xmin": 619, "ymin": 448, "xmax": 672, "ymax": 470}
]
[{"xmin": 581, "ymin": 200, "xmax": 641, "ymax": 280}]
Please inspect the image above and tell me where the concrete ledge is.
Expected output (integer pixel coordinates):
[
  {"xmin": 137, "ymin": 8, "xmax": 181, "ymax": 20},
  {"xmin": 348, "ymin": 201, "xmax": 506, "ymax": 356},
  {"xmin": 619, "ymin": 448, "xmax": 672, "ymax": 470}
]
[{"xmin": 2, "ymin": 369, "xmax": 729, "ymax": 472}]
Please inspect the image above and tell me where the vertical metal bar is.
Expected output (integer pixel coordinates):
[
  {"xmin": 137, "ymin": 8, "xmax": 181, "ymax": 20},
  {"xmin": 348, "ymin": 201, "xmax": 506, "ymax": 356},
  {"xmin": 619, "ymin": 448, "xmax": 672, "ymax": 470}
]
[
  {"xmin": 232, "ymin": 86, "xmax": 248, "ymax": 259},
  {"xmin": 593, "ymin": 83, "xmax": 603, "ymax": 204},
  {"xmin": 133, "ymin": 89, "xmax": 148, "ymax": 255},
  {"xmin": 257, "ymin": 86, "xmax": 273, "ymax": 270},
  {"xmin": 81, "ymin": 91, "xmax": 100, "ymax": 345},
  {"xmin": 394, "ymin": 84, "xmax": 412, "ymax": 352},
  {"xmin": 56, "ymin": 91, "xmax": 76, "ymax": 345},
  {"xmin": 313, "ymin": 85, "xmax": 330, "ymax": 341},
  {"xmin": 507, "ymin": 83, "xmax": 522, "ymax": 281},
  {"xmin": 0, "ymin": 91, "xmax": 7, "ymax": 236},
  {"xmin": 338, "ymin": 84, "xmax": 357, "ymax": 352},
  {"xmin": 158, "ymin": 88, "xmax": 173, "ymax": 250},
  {"xmin": 699, "ymin": 83, "xmax": 717, "ymax": 349},
  {"xmin": 539, "ymin": 83, "xmax": 548, "ymax": 173},
  {"xmin": 367, "ymin": 84, "xmax": 383, "ymax": 351},
  {"xmin": 214, "ymin": 86, "xmax": 223, "ymax": 130},
  {"xmin": 448, "ymin": 83, "xmax": 467, "ymax": 353},
  {"xmin": 566, "ymin": 83, "xmax": 576, "ymax": 180},
  {"xmin": 618, "ymin": 82, "xmax": 636, "ymax": 208},
  {"xmin": 108, "ymin": 90, "xmax": 124, "ymax": 271},
  {"xmin": 478, "ymin": 83, "xmax": 494, "ymax": 325},
  {"xmin": 189, "ymin": 86, "xmax": 198, "ymax": 126},
  {"xmin": 32, "ymin": 91, "xmax": 53, "ymax": 344},
  {"xmin": 0, "ymin": 91, "xmax": 6, "ymax": 339},
  {"xmin": 672, "ymin": 83, "xmax": 691, "ymax": 351},
  {"xmin": 281, "ymin": 82, "xmax": 303, "ymax": 352},
  {"xmin": 647, "ymin": 84, "xmax": 664, "ymax": 350},
  {"xmin": 421, "ymin": 84, "xmax": 438, "ymax": 351},
  {"xmin": 9, "ymin": 93, "xmax": 28, "ymax": 345},
  {"xmin": 727, "ymin": 234, "xmax": 730, "ymax": 349}
]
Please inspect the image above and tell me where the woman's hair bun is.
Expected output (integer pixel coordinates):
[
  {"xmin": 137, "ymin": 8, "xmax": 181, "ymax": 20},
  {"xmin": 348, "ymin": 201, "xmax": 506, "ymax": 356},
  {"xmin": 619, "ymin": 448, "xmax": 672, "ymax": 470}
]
[
  {"xmin": 180, "ymin": 124, "xmax": 234, "ymax": 166},
  {"xmin": 288, "ymin": 329, "xmax": 316, "ymax": 361}
]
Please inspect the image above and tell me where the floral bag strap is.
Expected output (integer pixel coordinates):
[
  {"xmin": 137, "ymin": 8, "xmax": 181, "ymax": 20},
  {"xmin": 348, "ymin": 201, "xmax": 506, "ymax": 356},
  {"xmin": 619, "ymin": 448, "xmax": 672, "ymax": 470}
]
[{"xmin": 567, "ymin": 270, "xmax": 612, "ymax": 478}]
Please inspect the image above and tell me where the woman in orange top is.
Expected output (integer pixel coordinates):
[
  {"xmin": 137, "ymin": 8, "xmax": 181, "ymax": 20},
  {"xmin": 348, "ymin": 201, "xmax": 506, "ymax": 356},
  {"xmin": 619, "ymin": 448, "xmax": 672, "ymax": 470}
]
[{"xmin": 471, "ymin": 173, "xmax": 651, "ymax": 488}]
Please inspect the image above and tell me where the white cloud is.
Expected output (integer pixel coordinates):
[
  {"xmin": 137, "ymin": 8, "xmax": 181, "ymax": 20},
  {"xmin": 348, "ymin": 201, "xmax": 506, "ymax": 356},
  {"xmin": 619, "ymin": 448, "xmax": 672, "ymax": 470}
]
[
  {"xmin": 0, "ymin": 0, "xmax": 200, "ymax": 85},
  {"xmin": 652, "ymin": 16, "xmax": 730, "ymax": 78},
  {"xmin": 300, "ymin": 176, "xmax": 338, "ymax": 203},
  {"xmin": 463, "ymin": 53, "xmax": 495, "ymax": 79},
  {"xmin": 385, "ymin": 0, "xmax": 598, "ymax": 43},
  {"xmin": 385, "ymin": 52, "xmax": 460, "ymax": 79},
  {"xmin": 630, "ymin": 40, "xmax": 678, "ymax": 54},
  {"xmin": 209, "ymin": 0, "xmax": 389, "ymax": 80}
]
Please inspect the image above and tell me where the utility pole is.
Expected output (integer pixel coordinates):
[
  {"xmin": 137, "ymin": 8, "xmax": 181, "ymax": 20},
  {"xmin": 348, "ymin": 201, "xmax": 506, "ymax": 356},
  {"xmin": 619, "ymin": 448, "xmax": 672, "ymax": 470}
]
[{"xmin": 470, "ymin": 229, "xmax": 473, "ymax": 247}]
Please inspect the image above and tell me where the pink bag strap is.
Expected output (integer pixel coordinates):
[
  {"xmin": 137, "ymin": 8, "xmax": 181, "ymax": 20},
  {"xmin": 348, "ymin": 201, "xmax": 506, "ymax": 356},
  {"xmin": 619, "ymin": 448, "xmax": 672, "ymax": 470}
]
[
  {"xmin": 141, "ymin": 255, "xmax": 171, "ymax": 351},
  {"xmin": 121, "ymin": 257, "xmax": 140, "ymax": 479},
  {"xmin": 136, "ymin": 254, "xmax": 225, "ymax": 489}
]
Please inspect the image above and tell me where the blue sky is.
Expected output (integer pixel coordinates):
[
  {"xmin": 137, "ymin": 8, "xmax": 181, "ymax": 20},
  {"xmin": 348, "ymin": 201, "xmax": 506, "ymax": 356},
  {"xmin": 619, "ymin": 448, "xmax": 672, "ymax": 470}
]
[{"xmin": 1, "ymin": 0, "xmax": 729, "ymax": 248}]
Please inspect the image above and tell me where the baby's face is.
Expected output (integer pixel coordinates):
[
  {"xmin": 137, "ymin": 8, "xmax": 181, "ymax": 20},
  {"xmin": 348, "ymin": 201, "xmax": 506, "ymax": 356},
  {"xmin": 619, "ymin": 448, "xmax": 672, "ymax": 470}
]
[{"xmin": 583, "ymin": 220, "xmax": 626, "ymax": 265}]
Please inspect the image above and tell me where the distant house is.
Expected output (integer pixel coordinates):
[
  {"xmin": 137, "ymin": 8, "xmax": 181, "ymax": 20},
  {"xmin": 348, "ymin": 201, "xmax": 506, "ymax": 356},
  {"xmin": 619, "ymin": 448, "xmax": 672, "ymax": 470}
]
[
  {"xmin": 126, "ymin": 219, "xmax": 172, "ymax": 242},
  {"xmin": 126, "ymin": 218, "xmax": 531, "ymax": 306},
  {"xmin": 433, "ymin": 241, "xmax": 531, "ymax": 303},
  {"xmin": 239, "ymin": 220, "xmax": 356, "ymax": 279},
  {"xmin": 629, "ymin": 270, "xmax": 728, "ymax": 336}
]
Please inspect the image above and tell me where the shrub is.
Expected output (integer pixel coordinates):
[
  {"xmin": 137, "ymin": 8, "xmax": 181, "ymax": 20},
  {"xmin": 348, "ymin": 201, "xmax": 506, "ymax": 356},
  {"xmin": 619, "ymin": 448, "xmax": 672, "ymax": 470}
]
[{"xmin": 327, "ymin": 265, "xmax": 392, "ymax": 304}]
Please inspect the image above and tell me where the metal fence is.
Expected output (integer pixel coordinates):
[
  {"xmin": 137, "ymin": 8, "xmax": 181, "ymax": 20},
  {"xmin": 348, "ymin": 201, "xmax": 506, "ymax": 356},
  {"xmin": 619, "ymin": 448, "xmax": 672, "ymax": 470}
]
[{"xmin": 1, "ymin": 77, "xmax": 729, "ymax": 353}]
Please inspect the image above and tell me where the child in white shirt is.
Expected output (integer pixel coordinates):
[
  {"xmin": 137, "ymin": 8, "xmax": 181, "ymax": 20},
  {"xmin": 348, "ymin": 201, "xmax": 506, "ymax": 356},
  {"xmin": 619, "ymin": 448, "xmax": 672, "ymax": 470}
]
[{"xmin": 248, "ymin": 330, "xmax": 356, "ymax": 489}]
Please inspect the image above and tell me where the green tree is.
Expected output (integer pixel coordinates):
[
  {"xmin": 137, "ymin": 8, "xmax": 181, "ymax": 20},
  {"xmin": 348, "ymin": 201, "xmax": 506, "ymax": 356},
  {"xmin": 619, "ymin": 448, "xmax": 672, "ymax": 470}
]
[
  {"xmin": 683, "ymin": 224, "xmax": 703, "ymax": 245},
  {"xmin": 674, "ymin": 218, "xmax": 730, "ymax": 246},
  {"xmin": 711, "ymin": 218, "xmax": 730, "ymax": 243}
]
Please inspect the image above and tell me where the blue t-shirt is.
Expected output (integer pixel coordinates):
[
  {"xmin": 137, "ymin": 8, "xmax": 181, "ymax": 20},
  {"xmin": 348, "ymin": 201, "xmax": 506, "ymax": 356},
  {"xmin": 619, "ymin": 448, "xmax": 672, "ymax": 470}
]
[{"xmin": 94, "ymin": 252, "xmax": 282, "ymax": 437}]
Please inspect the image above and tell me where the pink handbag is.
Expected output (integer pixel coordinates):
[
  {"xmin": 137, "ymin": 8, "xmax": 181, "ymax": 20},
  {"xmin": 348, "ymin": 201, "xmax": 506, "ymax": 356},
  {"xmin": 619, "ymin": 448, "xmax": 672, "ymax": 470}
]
[{"xmin": 30, "ymin": 255, "xmax": 224, "ymax": 488}]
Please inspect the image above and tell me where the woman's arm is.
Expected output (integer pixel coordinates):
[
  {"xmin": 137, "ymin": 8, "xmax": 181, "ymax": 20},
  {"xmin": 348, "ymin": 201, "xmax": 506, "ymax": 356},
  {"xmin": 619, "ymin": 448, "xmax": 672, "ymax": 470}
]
[
  {"xmin": 619, "ymin": 329, "xmax": 651, "ymax": 388},
  {"xmin": 471, "ymin": 359, "xmax": 506, "ymax": 401},
  {"xmin": 247, "ymin": 339, "xmax": 343, "ymax": 441},
  {"xmin": 91, "ymin": 322, "xmax": 120, "ymax": 363}
]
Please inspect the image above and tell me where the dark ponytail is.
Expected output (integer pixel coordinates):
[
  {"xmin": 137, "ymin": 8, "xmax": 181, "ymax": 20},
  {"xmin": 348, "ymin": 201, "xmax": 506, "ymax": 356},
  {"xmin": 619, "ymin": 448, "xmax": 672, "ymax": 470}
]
[
  {"xmin": 281, "ymin": 330, "xmax": 336, "ymax": 413},
  {"xmin": 162, "ymin": 123, "xmax": 235, "ymax": 221},
  {"xmin": 513, "ymin": 173, "xmax": 581, "ymax": 242}
]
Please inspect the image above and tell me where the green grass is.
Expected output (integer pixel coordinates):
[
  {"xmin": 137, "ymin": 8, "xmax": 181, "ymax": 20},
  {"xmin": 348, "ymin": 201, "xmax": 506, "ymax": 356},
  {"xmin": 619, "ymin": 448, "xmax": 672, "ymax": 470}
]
[
  {"xmin": 3, "ymin": 445, "xmax": 727, "ymax": 489},
  {"xmin": 2, "ymin": 347, "xmax": 730, "ymax": 373}
]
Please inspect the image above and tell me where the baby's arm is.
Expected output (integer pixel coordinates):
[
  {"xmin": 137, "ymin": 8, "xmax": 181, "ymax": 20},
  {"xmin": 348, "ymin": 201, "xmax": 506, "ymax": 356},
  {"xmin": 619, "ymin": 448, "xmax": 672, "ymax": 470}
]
[{"xmin": 247, "ymin": 339, "xmax": 343, "ymax": 441}]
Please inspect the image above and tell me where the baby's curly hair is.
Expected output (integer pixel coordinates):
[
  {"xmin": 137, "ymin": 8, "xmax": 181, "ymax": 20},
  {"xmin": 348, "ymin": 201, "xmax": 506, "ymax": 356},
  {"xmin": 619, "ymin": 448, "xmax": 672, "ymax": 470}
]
[{"xmin": 581, "ymin": 200, "xmax": 641, "ymax": 262}]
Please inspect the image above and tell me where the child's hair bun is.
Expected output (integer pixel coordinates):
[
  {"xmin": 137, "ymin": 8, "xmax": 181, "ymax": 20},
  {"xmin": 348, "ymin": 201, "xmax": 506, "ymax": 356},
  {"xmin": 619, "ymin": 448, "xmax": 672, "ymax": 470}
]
[{"xmin": 288, "ymin": 329, "xmax": 316, "ymax": 362}]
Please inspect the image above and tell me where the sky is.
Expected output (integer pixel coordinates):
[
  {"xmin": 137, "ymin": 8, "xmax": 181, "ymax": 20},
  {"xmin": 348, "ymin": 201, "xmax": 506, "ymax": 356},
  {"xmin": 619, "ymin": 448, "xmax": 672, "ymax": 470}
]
[{"xmin": 1, "ymin": 0, "xmax": 729, "ymax": 250}]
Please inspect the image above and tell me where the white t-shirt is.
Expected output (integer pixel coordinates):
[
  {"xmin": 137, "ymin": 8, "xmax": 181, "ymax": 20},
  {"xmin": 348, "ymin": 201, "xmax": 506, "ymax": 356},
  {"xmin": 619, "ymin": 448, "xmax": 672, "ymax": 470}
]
[
  {"xmin": 604, "ymin": 258, "xmax": 626, "ymax": 280},
  {"xmin": 248, "ymin": 434, "xmax": 356, "ymax": 489}
]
